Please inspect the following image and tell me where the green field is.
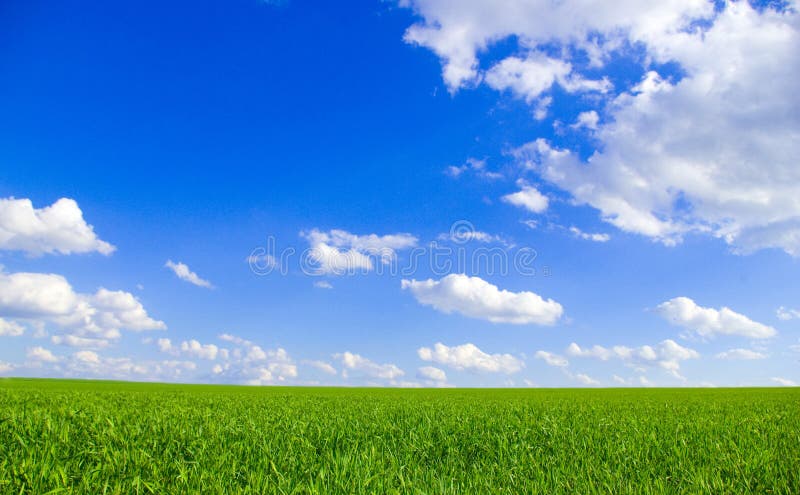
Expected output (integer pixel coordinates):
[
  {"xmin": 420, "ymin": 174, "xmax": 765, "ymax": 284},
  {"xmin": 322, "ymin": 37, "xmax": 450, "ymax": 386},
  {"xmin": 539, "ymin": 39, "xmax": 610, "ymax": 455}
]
[{"xmin": 0, "ymin": 379, "xmax": 798, "ymax": 494}]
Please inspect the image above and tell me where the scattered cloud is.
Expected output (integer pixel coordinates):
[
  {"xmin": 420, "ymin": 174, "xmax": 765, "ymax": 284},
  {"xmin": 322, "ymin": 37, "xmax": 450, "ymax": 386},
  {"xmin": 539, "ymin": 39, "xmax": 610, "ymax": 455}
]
[
  {"xmin": 0, "ymin": 197, "xmax": 115, "ymax": 256},
  {"xmin": 179, "ymin": 339, "xmax": 227, "ymax": 360},
  {"xmin": 402, "ymin": 274, "xmax": 563, "ymax": 325},
  {"xmin": 165, "ymin": 260, "xmax": 213, "ymax": 289},
  {"xmin": 568, "ymin": 226, "xmax": 610, "ymax": 243},
  {"xmin": 771, "ymin": 377, "xmax": 797, "ymax": 387},
  {"xmin": 571, "ymin": 110, "xmax": 599, "ymax": 130},
  {"xmin": 417, "ymin": 365, "xmax": 447, "ymax": 382},
  {"xmin": 655, "ymin": 297, "xmax": 776, "ymax": 339},
  {"xmin": 0, "ymin": 317, "xmax": 24, "ymax": 336},
  {"xmin": 313, "ymin": 280, "xmax": 334, "ymax": 289},
  {"xmin": 715, "ymin": 348, "xmax": 767, "ymax": 360},
  {"xmin": 27, "ymin": 346, "xmax": 59, "ymax": 363},
  {"xmin": 777, "ymin": 306, "xmax": 800, "ymax": 321},
  {"xmin": 334, "ymin": 351, "xmax": 405, "ymax": 380},
  {"xmin": 575, "ymin": 373, "xmax": 600, "ymax": 386},
  {"xmin": 304, "ymin": 360, "xmax": 337, "ymax": 375},
  {"xmin": 0, "ymin": 271, "xmax": 165, "ymax": 346},
  {"xmin": 567, "ymin": 339, "xmax": 699, "ymax": 380},
  {"xmin": 446, "ymin": 157, "xmax": 503, "ymax": 180},
  {"xmin": 502, "ymin": 185, "xmax": 549, "ymax": 213},
  {"xmin": 534, "ymin": 350, "xmax": 568, "ymax": 368},
  {"xmin": 301, "ymin": 229, "xmax": 418, "ymax": 275},
  {"xmin": 418, "ymin": 342, "xmax": 523, "ymax": 374}
]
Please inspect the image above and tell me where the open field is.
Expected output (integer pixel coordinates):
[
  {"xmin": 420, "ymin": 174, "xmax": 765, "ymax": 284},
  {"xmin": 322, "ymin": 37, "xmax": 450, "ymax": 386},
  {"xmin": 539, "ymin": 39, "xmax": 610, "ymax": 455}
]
[{"xmin": 0, "ymin": 379, "xmax": 798, "ymax": 494}]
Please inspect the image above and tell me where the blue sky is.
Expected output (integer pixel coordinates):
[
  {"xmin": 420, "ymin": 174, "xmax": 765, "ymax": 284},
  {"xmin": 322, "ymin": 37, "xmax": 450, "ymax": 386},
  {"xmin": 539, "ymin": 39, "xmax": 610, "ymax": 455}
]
[{"xmin": 1, "ymin": 0, "xmax": 798, "ymax": 387}]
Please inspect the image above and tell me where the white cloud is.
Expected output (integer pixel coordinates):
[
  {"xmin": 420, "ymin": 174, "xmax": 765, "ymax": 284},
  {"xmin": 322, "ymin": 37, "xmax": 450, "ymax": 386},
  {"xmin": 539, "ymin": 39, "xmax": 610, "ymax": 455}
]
[
  {"xmin": 502, "ymin": 185, "xmax": 549, "ymax": 213},
  {"xmin": 0, "ymin": 271, "xmax": 165, "ymax": 344},
  {"xmin": 165, "ymin": 260, "xmax": 213, "ymax": 289},
  {"xmin": 568, "ymin": 226, "xmax": 610, "ymax": 243},
  {"xmin": 74, "ymin": 350, "xmax": 101, "ymax": 365},
  {"xmin": 571, "ymin": 110, "xmax": 599, "ymax": 130},
  {"xmin": 417, "ymin": 365, "xmax": 447, "ymax": 382},
  {"xmin": 402, "ymin": 274, "xmax": 563, "ymax": 325},
  {"xmin": 771, "ymin": 377, "xmax": 797, "ymax": 387},
  {"xmin": 567, "ymin": 339, "xmax": 699, "ymax": 379},
  {"xmin": 304, "ymin": 360, "xmax": 337, "ymax": 375},
  {"xmin": 180, "ymin": 339, "xmax": 225, "ymax": 360},
  {"xmin": 715, "ymin": 348, "xmax": 767, "ymax": 360},
  {"xmin": 27, "ymin": 346, "xmax": 59, "ymax": 363},
  {"xmin": 446, "ymin": 157, "xmax": 503, "ymax": 180},
  {"xmin": 301, "ymin": 229, "xmax": 418, "ymax": 275},
  {"xmin": 575, "ymin": 373, "xmax": 600, "ymax": 386},
  {"xmin": 403, "ymin": 1, "xmax": 800, "ymax": 256},
  {"xmin": 656, "ymin": 297, "xmax": 776, "ymax": 339},
  {"xmin": 214, "ymin": 333, "xmax": 298, "ymax": 384},
  {"xmin": 777, "ymin": 306, "xmax": 800, "ymax": 321},
  {"xmin": 418, "ymin": 342, "xmax": 523, "ymax": 374},
  {"xmin": 0, "ymin": 197, "xmax": 115, "ymax": 256},
  {"xmin": 157, "ymin": 338, "xmax": 173, "ymax": 352},
  {"xmin": 0, "ymin": 317, "xmax": 24, "ymax": 336},
  {"xmin": 334, "ymin": 351, "xmax": 405, "ymax": 380},
  {"xmin": 534, "ymin": 350, "xmax": 568, "ymax": 368},
  {"xmin": 0, "ymin": 361, "xmax": 13, "ymax": 373},
  {"xmin": 51, "ymin": 334, "xmax": 111, "ymax": 349},
  {"xmin": 313, "ymin": 281, "xmax": 334, "ymax": 289}
]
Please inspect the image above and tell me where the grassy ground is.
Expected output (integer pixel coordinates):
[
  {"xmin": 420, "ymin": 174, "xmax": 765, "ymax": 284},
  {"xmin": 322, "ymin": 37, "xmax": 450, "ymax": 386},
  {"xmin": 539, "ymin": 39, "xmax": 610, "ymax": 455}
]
[{"xmin": 0, "ymin": 379, "xmax": 798, "ymax": 494}]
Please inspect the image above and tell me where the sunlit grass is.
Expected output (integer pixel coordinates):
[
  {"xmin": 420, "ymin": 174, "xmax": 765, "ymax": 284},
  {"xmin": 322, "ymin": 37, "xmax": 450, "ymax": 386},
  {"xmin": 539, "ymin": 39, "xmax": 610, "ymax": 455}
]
[{"xmin": 1, "ymin": 378, "xmax": 798, "ymax": 493}]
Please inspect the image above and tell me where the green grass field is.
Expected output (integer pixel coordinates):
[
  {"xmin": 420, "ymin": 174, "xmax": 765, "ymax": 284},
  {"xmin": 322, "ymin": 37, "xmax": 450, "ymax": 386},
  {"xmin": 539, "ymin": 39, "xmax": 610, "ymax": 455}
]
[{"xmin": 1, "ymin": 379, "xmax": 798, "ymax": 494}]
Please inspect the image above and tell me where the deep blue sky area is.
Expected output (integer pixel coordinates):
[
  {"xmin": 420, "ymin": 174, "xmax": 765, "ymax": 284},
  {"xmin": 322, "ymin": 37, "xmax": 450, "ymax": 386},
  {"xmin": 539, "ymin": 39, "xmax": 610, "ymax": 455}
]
[{"xmin": 1, "ymin": 0, "xmax": 798, "ymax": 388}]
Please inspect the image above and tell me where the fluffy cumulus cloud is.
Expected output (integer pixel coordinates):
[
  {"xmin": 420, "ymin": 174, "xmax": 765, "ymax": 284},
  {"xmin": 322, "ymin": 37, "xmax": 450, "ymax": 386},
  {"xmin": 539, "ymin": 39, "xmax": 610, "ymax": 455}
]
[
  {"xmin": 402, "ymin": 274, "xmax": 563, "ymax": 325},
  {"xmin": 715, "ymin": 348, "xmax": 767, "ymax": 360},
  {"xmin": 417, "ymin": 365, "xmax": 447, "ymax": 382},
  {"xmin": 776, "ymin": 306, "xmax": 800, "ymax": 321},
  {"xmin": 27, "ymin": 346, "xmax": 59, "ymax": 363},
  {"xmin": 0, "ymin": 270, "xmax": 165, "ymax": 346},
  {"xmin": 771, "ymin": 377, "xmax": 797, "ymax": 387},
  {"xmin": 179, "ymin": 339, "xmax": 227, "ymax": 360},
  {"xmin": 401, "ymin": 1, "xmax": 800, "ymax": 256},
  {"xmin": 656, "ymin": 297, "xmax": 776, "ymax": 339},
  {"xmin": 418, "ymin": 342, "xmax": 523, "ymax": 374},
  {"xmin": 334, "ymin": 352, "xmax": 405, "ymax": 380},
  {"xmin": 568, "ymin": 226, "xmax": 610, "ymax": 243},
  {"xmin": 534, "ymin": 350, "xmax": 568, "ymax": 368},
  {"xmin": 213, "ymin": 333, "xmax": 298, "ymax": 384},
  {"xmin": 501, "ymin": 185, "xmax": 549, "ymax": 213},
  {"xmin": 303, "ymin": 360, "xmax": 337, "ymax": 375},
  {"xmin": 0, "ymin": 317, "xmax": 24, "ymax": 336},
  {"xmin": 165, "ymin": 260, "xmax": 213, "ymax": 289},
  {"xmin": 567, "ymin": 339, "xmax": 699, "ymax": 379},
  {"xmin": 301, "ymin": 229, "xmax": 418, "ymax": 275},
  {"xmin": 0, "ymin": 197, "xmax": 115, "ymax": 256}
]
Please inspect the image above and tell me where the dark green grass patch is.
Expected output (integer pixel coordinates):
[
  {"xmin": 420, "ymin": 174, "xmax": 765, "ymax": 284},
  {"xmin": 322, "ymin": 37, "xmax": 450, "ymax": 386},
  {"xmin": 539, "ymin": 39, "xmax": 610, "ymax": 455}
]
[{"xmin": 0, "ymin": 379, "xmax": 798, "ymax": 493}]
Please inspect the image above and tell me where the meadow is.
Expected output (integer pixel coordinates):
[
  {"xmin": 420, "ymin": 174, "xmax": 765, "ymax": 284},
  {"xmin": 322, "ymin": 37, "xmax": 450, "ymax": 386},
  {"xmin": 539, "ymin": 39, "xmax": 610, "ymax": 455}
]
[{"xmin": 0, "ymin": 379, "xmax": 798, "ymax": 494}]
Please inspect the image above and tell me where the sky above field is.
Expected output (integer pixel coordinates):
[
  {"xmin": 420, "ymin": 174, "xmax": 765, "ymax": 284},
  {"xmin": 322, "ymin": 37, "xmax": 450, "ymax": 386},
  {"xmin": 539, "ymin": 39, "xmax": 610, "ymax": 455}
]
[{"xmin": 1, "ymin": 0, "xmax": 799, "ymax": 387}]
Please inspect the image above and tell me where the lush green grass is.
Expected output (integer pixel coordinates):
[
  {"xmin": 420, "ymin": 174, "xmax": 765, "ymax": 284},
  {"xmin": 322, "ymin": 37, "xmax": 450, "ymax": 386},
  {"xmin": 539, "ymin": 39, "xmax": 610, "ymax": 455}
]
[{"xmin": 0, "ymin": 379, "xmax": 798, "ymax": 494}]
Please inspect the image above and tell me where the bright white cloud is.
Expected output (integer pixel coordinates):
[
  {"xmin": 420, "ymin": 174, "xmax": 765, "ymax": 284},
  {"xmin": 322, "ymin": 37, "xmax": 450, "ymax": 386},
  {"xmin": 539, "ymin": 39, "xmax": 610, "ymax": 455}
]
[
  {"xmin": 402, "ymin": 1, "xmax": 800, "ymax": 256},
  {"xmin": 656, "ymin": 297, "xmax": 776, "ymax": 339},
  {"xmin": 402, "ymin": 274, "xmax": 563, "ymax": 325},
  {"xmin": 575, "ymin": 373, "xmax": 600, "ymax": 386},
  {"xmin": 313, "ymin": 281, "xmax": 334, "ymax": 289},
  {"xmin": 334, "ymin": 351, "xmax": 405, "ymax": 380},
  {"xmin": 0, "ymin": 197, "xmax": 115, "ymax": 256},
  {"xmin": 568, "ymin": 226, "xmax": 610, "ymax": 243},
  {"xmin": 418, "ymin": 342, "xmax": 523, "ymax": 374},
  {"xmin": 502, "ymin": 185, "xmax": 549, "ymax": 213},
  {"xmin": 0, "ymin": 271, "xmax": 165, "ymax": 344},
  {"xmin": 27, "ymin": 346, "xmax": 59, "ymax": 363},
  {"xmin": 180, "ymin": 339, "xmax": 225, "ymax": 360},
  {"xmin": 304, "ymin": 360, "xmax": 337, "ymax": 375},
  {"xmin": 301, "ymin": 229, "xmax": 418, "ymax": 275},
  {"xmin": 777, "ymin": 306, "xmax": 800, "ymax": 321},
  {"xmin": 165, "ymin": 260, "xmax": 213, "ymax": 289},
  {"xmin": 51, "ymin": 334, "xmax": 111, "ymax": 349},
  {"xmin": 0, "ymin": 317, "xmax": 24, "ymax": 336},
  {"xmin": 567, "ymin": 339, "xmax": 699, "ymax": 379},
  {"xmin": 534, "ymin": 350, "xmax": 568, "ymax": 368},
  {"xmin": 771, "ymin": 377, "xmax": 797, "ymax": 387},
  {"xmin": 417, "ymin": 365, "xmax": 447, "ymax": 382},
  {"xmin": 571, "ymin": 110, "xmax": 599, "ymax": 130},
  {"xmin": 715, "ymin": 348, "xmax": 767, "ymax": 360},
  {"xmin": 446, "ymin": 157, "xmax": 503, "ymax": 180},
  {"xmin": 213, "ymin": 333, "xmax": 297, "ymax": 384}
]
